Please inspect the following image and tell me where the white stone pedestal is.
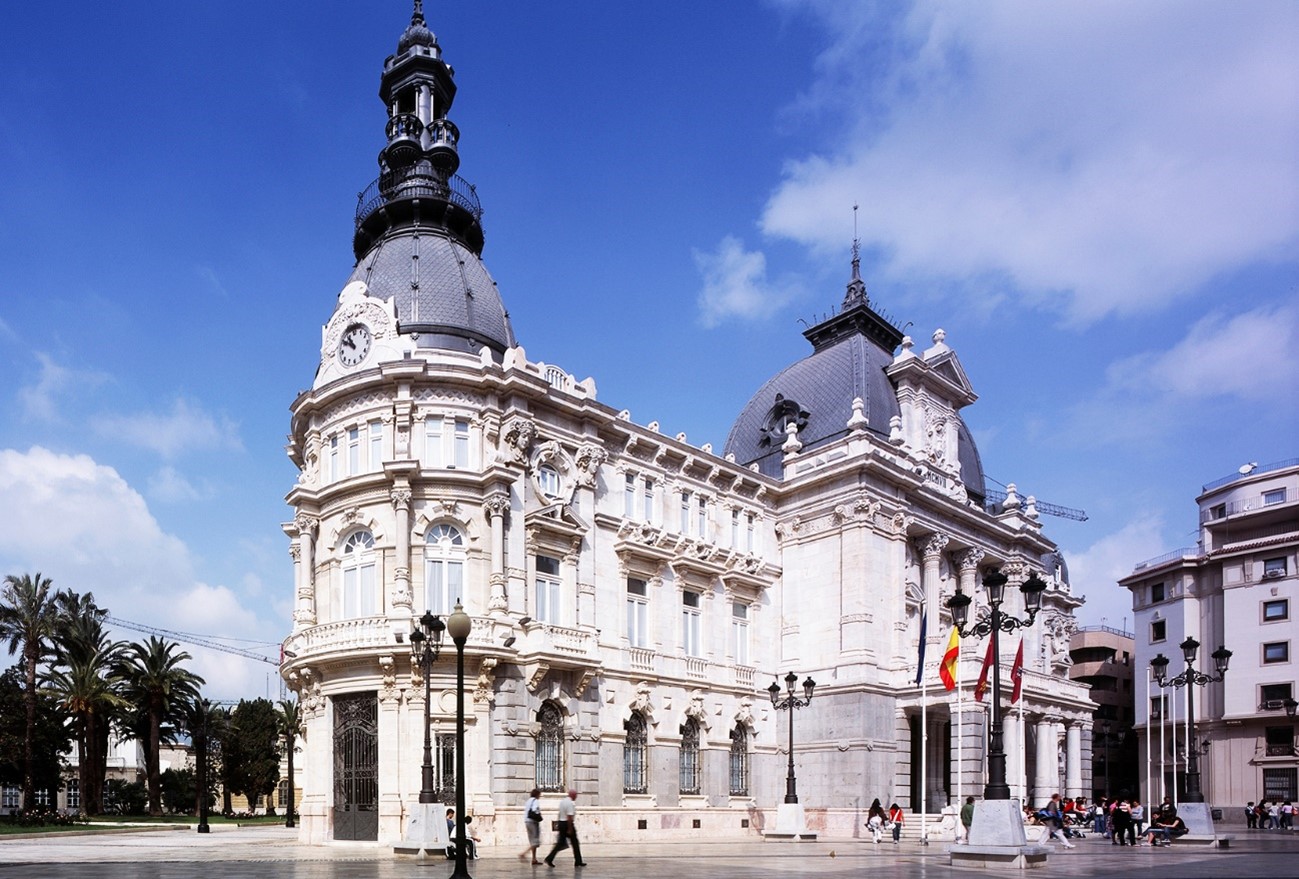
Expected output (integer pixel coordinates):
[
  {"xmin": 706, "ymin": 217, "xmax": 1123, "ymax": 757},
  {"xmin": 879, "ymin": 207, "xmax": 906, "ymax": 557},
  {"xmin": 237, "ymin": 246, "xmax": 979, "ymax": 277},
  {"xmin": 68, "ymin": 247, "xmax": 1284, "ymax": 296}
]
[
  {"xmin": 950, "ymin": 799, "xmax": 1051, "ymax": 870},
  {"xmin": 394, "ymin": 801, "xmax": 449, "ymax": 855},
  {"xmin": 1177, "ymin": 802, "xmax": 1215, "ymax": 837},
  {"xmin": 763, "ymin": 803, "xmax": 817, "ymax": 840}
]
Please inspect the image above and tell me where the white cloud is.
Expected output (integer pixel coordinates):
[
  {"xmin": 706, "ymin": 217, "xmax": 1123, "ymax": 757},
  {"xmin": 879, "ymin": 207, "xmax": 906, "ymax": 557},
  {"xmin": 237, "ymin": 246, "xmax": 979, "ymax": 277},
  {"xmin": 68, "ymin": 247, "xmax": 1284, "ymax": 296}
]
[
  {"xmin": 17, "ymin": 352, "xmax": 107, "ymax": 421},
  {"xmin": 1107, "ymin": 303, "xmax": 1299, "ymax": 402},
  {"xmin": 1065, "ymin": 514, "xmax": 1168, "ymax": 629},
  {"xmin": 146, "ymin": 465, "xmax": 211, "ymax": 503},
  {"xmin": 763, "ymin": 1, "xmax": 1299, "ymax": 324},
  {"xmin": 694, "ymin": 236, "xmax": 801, "ymax": 326},
  {"xmin": 0, "ymin": 446, "xmax": 280, "ymax": 700},
  {"xmin": 93, "ymin": 397, "xmax": 243, "ymax": 459}
]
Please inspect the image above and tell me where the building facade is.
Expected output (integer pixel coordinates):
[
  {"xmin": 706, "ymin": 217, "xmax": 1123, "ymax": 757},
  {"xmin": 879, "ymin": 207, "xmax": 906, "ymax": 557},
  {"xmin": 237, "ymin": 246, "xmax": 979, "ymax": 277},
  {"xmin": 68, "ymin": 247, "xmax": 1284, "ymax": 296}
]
[
  {"xmin": 278, "ymin": 4, "xmax": 1095, "ymax": 846},
  {"xmin": 1121, "ymin": 458, "xmax": 1299, "ymax": 822},
  {"xmin": 1068, "ymin": 626, "xmax": 1137, "ymax": 799}
]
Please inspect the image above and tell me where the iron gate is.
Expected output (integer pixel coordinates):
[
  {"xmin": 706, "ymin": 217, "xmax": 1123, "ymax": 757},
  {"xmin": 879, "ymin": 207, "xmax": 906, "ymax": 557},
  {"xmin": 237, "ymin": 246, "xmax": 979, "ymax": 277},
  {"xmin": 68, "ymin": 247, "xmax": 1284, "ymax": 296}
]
[{"xmin": 333, "ymin": 692, "xmax": 378, "ymax": 841}]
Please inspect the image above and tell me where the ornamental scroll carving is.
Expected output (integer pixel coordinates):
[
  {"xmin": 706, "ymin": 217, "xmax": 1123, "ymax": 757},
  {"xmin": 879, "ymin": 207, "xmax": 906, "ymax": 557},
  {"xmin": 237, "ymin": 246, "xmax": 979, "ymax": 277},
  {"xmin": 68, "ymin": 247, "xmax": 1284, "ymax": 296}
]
[
  {"xmin": 484, "ymin": 492, "xmax": 511, "ymax": 518},
  {"xmin": 957, "ymin": 548, "xmax": 985, "ymax": 573},
  {"xmin": 294, "ymin": 513, "xmax": 319, "ymax": 535},
  {"xmin": 920, "ymin": 533, "xmax": 950, "ymax": 560}
]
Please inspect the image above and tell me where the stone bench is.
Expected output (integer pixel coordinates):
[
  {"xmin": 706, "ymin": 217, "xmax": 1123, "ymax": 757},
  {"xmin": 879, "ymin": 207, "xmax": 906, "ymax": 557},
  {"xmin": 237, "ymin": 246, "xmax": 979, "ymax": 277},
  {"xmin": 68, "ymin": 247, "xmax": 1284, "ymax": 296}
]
[{"xmin": 950, "ymin": 843, "xmax": 1052, "ymax": 869}]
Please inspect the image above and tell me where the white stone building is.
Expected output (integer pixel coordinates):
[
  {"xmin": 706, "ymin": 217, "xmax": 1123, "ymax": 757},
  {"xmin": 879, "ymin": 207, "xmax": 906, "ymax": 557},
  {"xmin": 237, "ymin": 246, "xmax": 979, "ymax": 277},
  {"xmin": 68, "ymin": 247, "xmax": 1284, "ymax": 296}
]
[
  {"xmin": 278, "ymin": 4, "xmax": 1095, "ymax": 845},
  {"xmin": 1121, "ymin": 458, "xmax": 1298, "ymax": 821}
]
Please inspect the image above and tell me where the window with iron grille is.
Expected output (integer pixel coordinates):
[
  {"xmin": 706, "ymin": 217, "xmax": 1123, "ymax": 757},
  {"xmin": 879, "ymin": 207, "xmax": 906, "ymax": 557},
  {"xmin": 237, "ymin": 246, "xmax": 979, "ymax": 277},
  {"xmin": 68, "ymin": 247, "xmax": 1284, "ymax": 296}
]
[
  {"xmin": 624, "ymin": 713, "xmax": 648, "ymax": 794},
  {"xmin": 434, "ymin": 733, "xmax": 457, "ymax": 802},
  {"xmin": 679, "ymin": 719, "xmax": 701, "ymax": 795},
  {"xmin": 729, "ymin": 726, "xmax": 750, "ymax": 796},
  {"xmin": 1265, "ymin": 726, "xmax": 1294, "ymax": 758},
  {"xmin": 1263, "ymin": 767, "xmax": 1297, "ymax": 802},
  {"xmin": 535, "ymin": 702, "xmax": 564, "ymax": 792}
]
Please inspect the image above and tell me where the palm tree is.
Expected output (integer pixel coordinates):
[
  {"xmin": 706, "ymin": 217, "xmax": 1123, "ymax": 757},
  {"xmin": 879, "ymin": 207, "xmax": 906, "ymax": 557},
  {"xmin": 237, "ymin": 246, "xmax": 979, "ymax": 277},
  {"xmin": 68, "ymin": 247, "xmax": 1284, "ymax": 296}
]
[
  {"xmin": 46, "ymin": 590, "xmax": 124, "ymax": 816},
  {"xmin": 276, "ymin": 699, "xmax": 303, "ymax": 827},
  {"xmin": 0, "ymin": 572, "xmax": 60, "ymax": 810},
  {"xmin": 116, "ymin": 636, "xmax": 204, "ymax": 816}
]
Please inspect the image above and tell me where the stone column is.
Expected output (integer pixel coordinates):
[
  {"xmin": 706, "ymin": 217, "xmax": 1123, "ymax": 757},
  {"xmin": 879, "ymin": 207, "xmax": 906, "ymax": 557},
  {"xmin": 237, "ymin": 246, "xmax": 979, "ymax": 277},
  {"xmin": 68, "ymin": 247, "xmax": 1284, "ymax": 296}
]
[
  {"xmin": 1065, "ymin": 721, "xmax": 1083, "ymax": 799},
  {"xmin": 294, "ymin": 513, "xmax": 319, "ymax": 627},
  {"xmin": 1034, "ymin": 716, "xmax": 1057, "ymax": 800},
  {"xmin": 485, "ymin": 492, "xmax": 510, "ymax": 613},
  {"xmin": 920, "ymin": 534, "xmax": 950, "ymax": 648},
  {"xmin": 391, "ymin": 488, "xmax": 413, "ymax": 616}
]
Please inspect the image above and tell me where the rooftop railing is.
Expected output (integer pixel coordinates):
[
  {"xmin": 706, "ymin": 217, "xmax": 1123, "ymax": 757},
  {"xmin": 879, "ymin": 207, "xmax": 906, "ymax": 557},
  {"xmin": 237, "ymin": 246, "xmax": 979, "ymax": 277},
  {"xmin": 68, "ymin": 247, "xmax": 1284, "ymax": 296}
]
[
  {"xmin": 1202, "ymin": 457, "xmax": 1299, "ymax": 493},
  {"xmin": 355, "ymin": 165, "xmax": 481, "ymax": 229}
]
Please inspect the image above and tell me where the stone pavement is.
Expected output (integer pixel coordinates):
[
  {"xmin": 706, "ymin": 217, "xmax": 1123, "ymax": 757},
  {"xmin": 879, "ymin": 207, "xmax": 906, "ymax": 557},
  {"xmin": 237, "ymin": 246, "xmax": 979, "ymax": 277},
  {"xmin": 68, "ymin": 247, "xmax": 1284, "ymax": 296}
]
[{"xmin": 2, "ymin": 825, "xmax": 1297, "ymax": 879}]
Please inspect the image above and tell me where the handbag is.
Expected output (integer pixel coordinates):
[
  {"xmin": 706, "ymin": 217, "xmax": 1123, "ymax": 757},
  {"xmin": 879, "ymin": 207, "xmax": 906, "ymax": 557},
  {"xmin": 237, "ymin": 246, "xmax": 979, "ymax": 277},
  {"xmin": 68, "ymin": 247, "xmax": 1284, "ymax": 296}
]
[{"xmin": 528, "ymin": 806, "xmax": 542, "ymax": 823}]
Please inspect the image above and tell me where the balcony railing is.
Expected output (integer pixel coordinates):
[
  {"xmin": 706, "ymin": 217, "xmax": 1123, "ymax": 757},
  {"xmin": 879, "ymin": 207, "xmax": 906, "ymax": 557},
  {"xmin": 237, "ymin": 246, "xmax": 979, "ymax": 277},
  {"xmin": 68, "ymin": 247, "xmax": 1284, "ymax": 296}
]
[
  {"xmin": 355, "ymin": 166, "xmax": 481, "ymax": 229},
  {"xmin": 1202, "ymin": 457, "xmax": 1299, "ymax": 492},
  {"xmin": 1132, "ymin": 547, "xmax": 1196, "ymax": 571}
]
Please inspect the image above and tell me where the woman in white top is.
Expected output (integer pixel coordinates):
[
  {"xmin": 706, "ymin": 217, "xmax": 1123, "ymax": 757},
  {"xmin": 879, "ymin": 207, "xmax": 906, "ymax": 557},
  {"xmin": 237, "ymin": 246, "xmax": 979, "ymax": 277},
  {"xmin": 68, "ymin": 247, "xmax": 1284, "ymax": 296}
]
[{"xmin": 519, "ymin": 787, "xmax": 543, "ymax": 865}]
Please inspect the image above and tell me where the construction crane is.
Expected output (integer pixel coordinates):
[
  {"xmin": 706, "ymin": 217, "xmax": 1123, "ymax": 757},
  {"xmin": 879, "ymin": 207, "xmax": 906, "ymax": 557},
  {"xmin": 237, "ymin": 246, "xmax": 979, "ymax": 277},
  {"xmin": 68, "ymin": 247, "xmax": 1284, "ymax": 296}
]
[
  {"xmin": 984, "ymin": 481, "xmax": 1088, "ymax": 522},
  {"xmin": 107, "ymin": 614, "xmax": 280, "ymax": 666}
]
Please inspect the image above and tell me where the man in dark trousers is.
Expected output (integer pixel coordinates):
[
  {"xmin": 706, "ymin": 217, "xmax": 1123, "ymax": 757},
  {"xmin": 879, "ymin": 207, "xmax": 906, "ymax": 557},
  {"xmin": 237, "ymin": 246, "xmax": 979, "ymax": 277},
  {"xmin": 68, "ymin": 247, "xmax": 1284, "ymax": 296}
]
[{"xmin": 544, "ymin": 789, "xmax": 587, "ymax": 868}]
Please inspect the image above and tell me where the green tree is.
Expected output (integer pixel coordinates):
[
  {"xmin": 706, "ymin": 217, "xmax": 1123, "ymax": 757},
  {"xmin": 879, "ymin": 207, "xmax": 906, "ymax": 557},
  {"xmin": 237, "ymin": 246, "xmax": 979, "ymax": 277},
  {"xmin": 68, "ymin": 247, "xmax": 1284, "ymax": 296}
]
[
  {"xmin": 45, "ymin": 589, "xmax": 124, "ymax": 815},
  {"xmin": 0, "ymin": 572, "xmax": 60, "ymax": 809},
  {"xmin": 0, "ymin": 664, "xmax": 72, "ymax": 799},
  {"xmin": 226, "ymin": 698, "xmax": 281, "ymax": 812},
  {"xmin": 159, "ymin": 766, "xmax": 197, "ymax": 814},
  {"xmin": 116, "ymin": 636, "xmax": 204, "ymax": 817},
  {"xmin": 276, "ymin": 699, "xmax": 302, "ymax": 826}
]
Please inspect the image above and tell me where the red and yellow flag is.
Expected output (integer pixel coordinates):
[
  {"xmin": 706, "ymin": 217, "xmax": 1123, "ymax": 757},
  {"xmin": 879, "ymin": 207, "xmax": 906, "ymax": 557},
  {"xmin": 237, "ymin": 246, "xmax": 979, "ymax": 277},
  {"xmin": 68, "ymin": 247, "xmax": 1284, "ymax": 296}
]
[
  {"xmin": 973, "ymin": 638, "xmax": 995, "ymax": 702},
  {"xmin": 1010, "ymin": 638, "xmax": 1025, "ymax": 703},
  {"xmin": 938, "ymin": 627, "xmax": 960, "ymax": 691}
]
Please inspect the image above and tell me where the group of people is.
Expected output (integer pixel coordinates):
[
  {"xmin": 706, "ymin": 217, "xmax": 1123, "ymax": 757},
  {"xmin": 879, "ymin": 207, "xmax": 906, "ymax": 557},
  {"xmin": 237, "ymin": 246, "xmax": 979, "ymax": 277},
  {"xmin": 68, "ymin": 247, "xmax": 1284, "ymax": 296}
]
[
  {"xmin": 1245, "ymin": 800, "xmax": 1294, "ymax": 829},
  {"xmin": 865, "ymin": 799, "xmax": 907, "ymax": 843},
  {"xmin": 1085, "ymin": 795, "xmax": 1149, "ymax": 845}
]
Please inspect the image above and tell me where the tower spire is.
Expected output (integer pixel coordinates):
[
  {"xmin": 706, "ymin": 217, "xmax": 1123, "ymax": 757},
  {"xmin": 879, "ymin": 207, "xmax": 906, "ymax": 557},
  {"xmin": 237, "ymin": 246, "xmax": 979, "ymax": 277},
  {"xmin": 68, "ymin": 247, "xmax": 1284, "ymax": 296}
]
[
  {"xmin": 844, "ymin": 203, "xmax": 867, "ymax": 308},
  {"xmin": 411, "ymin": 0, "xmax": 425, "ymax": 26}
]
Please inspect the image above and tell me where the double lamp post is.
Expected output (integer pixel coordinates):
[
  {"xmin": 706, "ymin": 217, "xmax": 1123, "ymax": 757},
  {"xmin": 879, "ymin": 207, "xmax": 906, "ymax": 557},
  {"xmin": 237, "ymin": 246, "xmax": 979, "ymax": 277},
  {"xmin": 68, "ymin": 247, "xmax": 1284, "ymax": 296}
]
[
  {"xmin": 1151, "ymin": 636, "xmax": 1231, "ymax": 803},
  {"xmin": 411, "ymin": 602, "xmax": 473, "ymax": 879},
  {"xmin": 767, "ymin": 671, "xmax": 816, "ymax": 804}
]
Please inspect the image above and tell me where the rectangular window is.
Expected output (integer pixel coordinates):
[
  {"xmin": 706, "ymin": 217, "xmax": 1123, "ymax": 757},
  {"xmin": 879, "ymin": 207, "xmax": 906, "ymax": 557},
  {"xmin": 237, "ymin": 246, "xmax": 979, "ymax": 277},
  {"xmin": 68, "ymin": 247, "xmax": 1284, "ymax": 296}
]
[
  {"xmin": 643, "ymin": 478, "xmax": 654, "ymax": 523},
  {"xmin": 1261, "ymin": 682, "xmax": 1294, "ymax": 709},
  {"xmin": 1263, "ymin": 488, "xmax": 1287, "ymax": 506},
  {"xmin": 1150, "ymin": 619, "xmax": 1166, "ymax": 643},
  {"xmin": 1150, "ymin": 582, "xmax": 1165, "ymax": 603},
  {"xmin": 329, "ymin": 436, "xmax": 340, "ymax": 482},
  {"xmin": 1209, "ymin": 502, "xmax": 1226, "ymax": 519},
  {"xmin": 434, "ymin": 733, "xmax": 458, "ymax": 800},
  {"xmin": 1263, "ymin": 768, "xmax": 1297, "ymax": 803},
  {"xmin": 66, "ymin": 778, "xmax": 79, "ymax": 810},
  {"xmin": 1263, "ymin": 641, "xmax": 1290, "ymax": 664},
  {"xmin": 347, "ymin": 427, "xmax": 361, "ymax": 475},
  {"xmin": 34, "ymin": 788, "xmax": 50, "ymax": 808},
  {"xmin": 368, "ymin": 421, "xmax": 383, "ymax": 471},
  {"xmin": 697, "ymin": 497, "xmax": 708, "ymax": 541},
  {"xmin": 1264, "ymin": 557, "xmax": 1289, "ymax": 578},
  {"xmin": 730, "ymin": 509, "xmax": 740, "ymax": 548},
  {"xmin": 625, "ymin": 474, "xmax": 636, "ymax": 518},
  {"xmin": 731, "ymin": 602, "xmax": 749, "ymax": 666},
  {"xmin": 425, "ymin": 416, "xmax": 444, "ymax": 467},
  {"xmin": 1, "ymin": 784, "xmax": 18, "ymax": 809},
  {"xmin": 427, "ymin": 559, "xmax": 463, "ymax": 616},
  {"xmin": 1266, "ymin": 726, "xmax": 1294, "ymax": 757},
  {"xmin": 453, "ymin": 419, "xmax": 469, "ymax": 468},
  {"xmin": 343, "ymin": 562, "xmax": 375, "ymax": 619},
  {"xmin": 627, "ymin": 578, "xmax": 648, "ymax": 648},
  {"xmin": 682, "ymin": 591, "xmax": 702, "ymax": 657},
  {"xmin": 1149, "ymin": 694, "xmax": 1167, "ymax": 721},
  {"xmin": 747, "ymin": 513, "xmax": 756, "ymax": 552},
  {"xmin": 680, "ymin": 491, "xmax": 692, "ymax": 534},
  {"xmin": 1264, "ymin": 599, "xmax": 1290, "ymax": 622},
  {"xmin": 535, "ymin": 555, "xmax": 561, "ymax": 624}
]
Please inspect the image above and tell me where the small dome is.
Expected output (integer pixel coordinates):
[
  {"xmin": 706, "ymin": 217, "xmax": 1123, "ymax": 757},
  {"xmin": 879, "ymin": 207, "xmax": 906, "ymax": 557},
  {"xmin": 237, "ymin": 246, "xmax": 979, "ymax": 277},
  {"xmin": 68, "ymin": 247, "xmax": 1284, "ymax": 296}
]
[
  {"xmin": 398, "ymin": 21, "xmax": 437, "ymax": 53},
  {"xmin": 343, "ymin": 228, "xmax": 515, "ymax": 359}
]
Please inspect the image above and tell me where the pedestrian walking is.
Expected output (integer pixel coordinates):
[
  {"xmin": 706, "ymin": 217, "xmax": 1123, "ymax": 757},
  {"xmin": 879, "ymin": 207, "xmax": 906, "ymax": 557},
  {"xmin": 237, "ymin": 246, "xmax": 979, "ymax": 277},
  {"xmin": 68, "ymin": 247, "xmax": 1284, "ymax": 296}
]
[
  {"xmin": 1040, "ymin": 794, "xmax": 1075, "ymax": 848},
  {"xmin": 888, "ymin": 802, "xmax": 905, "ymax": 843},
  {"xmin": 1111, "ymin": 798, "xmax": 1135, "ymax": 846},
  {"xmin": 866, "ymin": 798, "xmax": 887, "ymax": 843},
  {"xmin": 959, "ymin": 796, "xmax": 975, "ymax": 844},
  {"xmin": 543, "ymin": 788, "xmax": 586, "ymax": 868},
  {"xmin": 519, "ymin": 787, "xmax": 543, "ymax": 864}
]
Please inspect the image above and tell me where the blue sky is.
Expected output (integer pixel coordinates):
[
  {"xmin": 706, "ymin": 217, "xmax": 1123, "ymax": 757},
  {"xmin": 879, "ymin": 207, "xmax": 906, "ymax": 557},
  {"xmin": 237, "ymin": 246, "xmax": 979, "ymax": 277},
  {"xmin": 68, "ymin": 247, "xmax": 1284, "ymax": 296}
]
[{"xmin": 1, "ymin": 2, "xmax": 1295, "ymax": 699}]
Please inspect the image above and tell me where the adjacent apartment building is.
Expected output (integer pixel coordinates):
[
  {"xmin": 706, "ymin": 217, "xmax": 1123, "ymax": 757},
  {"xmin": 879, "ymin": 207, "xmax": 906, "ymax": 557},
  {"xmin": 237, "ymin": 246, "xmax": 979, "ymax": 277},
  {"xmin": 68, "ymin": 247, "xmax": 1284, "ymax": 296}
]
[{"xmin": 1121, "ymin": 458, "xmax": 1299, "ymax": 819}]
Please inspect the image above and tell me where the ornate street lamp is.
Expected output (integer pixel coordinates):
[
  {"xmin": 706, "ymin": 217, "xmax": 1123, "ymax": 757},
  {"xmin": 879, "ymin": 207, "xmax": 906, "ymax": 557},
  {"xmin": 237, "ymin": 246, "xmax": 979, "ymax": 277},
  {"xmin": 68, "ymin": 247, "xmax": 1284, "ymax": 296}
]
[
  {"xmin": 946, "ymin": 568, "xmax": 1046, "ymax": 800},
  {"xmin": 410, "ymin": 610, "xmax": 447, "ymax": 804},
  {"xmin": 446, "ymin": 601, "xmax": 473, "ymax": 879},
  {"xmin": 1150, "ymin": 637, "xmax": 1231, "ymax": 803},
  {"xmin": 767, "ymin": 671, "xmax": 816, "ymax": 804}
]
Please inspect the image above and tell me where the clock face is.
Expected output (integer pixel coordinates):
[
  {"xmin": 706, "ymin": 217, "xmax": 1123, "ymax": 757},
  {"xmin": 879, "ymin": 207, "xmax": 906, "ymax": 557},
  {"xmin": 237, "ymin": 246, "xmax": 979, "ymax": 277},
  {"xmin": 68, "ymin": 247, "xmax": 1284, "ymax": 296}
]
[{"xmin": 338, "ymin": 324, "xmax": 372, "ymax": 367}]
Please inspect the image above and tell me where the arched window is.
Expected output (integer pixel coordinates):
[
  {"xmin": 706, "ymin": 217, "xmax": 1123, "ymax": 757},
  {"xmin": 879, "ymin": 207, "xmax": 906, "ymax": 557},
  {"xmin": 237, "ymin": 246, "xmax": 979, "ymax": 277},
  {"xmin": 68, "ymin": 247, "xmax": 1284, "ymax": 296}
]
[
  {"xmin": 537, "ymin": 464, "xmax": 561, "ymax": 500},
  {"xmin": 535, "ymin": 702, "xmax": 564, "ymax": 792},
  {"xmin": 341, "ymin": 531, "xmax": 376, "ymax": 619},
  {"xmin": 679, "ymin": 718, "xmax": 701, "ymax": 795},
  {"xmin": 424, "ymin": 523, "xmax": 465, "ymax": 615},
  {"xmin": 623, "ymin": 712, "xmax": 648, "ymax": 794},
  {"xmin": 729, "ymin": 725, "xmax": 749, "ymax": 796}
]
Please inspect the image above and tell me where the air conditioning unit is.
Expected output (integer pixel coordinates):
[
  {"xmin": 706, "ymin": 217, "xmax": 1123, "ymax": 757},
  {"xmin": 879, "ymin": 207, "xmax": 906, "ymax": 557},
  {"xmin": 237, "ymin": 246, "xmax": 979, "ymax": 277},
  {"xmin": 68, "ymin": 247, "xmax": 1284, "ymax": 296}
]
[
  {"xmin": 1261, "ymin": 699, "xmax": 1283, "ymax": 710},
  {"xmin": 1263, "ymin": 570, "xmax": 1284, "ymax": 579}
]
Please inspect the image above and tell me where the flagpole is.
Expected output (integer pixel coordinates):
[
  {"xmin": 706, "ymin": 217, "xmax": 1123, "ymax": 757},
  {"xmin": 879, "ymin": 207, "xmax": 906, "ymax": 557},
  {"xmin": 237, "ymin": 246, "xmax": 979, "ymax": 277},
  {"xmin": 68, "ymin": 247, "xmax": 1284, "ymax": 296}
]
[
  {"xmin": 1144, "ymin": 665, "xmax": 1152, "ymax": 805},
  {"xmin": 956, "ymin": 632, "xmax": 963, "ymax": 819}
]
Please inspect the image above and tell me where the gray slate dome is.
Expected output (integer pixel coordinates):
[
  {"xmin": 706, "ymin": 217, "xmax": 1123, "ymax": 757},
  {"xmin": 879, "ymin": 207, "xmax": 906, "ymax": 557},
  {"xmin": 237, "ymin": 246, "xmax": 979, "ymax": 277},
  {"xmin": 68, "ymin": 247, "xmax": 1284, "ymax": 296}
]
[
  {"xmin": 725, "ymin": 334, "xmax": 900, "ymax": 477},
  {"xmin": 344, "ymin": 227, "xmax": 515, "ymax": 358}
]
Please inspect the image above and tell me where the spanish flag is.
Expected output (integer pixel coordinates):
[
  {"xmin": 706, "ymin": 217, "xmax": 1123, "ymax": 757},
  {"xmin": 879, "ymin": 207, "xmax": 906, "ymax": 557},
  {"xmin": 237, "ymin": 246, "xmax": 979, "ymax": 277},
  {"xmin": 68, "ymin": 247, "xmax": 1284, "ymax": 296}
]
[{"xmin": 938, "ymin": 627, "xmax": 960, "ymax": 691}]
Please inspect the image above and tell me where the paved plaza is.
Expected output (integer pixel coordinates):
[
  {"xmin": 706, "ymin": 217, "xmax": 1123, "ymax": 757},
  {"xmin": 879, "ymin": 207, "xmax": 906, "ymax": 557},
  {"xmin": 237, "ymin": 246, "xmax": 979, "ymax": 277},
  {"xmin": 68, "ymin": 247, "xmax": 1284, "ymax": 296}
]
[{"xmin": 2, "ymin": 825, "xmax": 1298, "ymax": 879}]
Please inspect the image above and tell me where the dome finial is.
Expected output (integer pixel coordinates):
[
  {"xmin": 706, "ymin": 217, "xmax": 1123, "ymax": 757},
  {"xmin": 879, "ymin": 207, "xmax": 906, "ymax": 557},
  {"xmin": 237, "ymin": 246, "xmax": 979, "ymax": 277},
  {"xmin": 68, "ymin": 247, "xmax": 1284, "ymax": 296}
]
[
  {"xmin": 843, "ymin": 203, "xmax": 868, "ymax": 308},
  {"xmin": 412, "ymin": 0, "xmax": 425, "ymax": 26}
]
